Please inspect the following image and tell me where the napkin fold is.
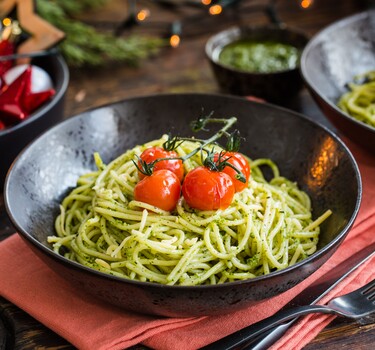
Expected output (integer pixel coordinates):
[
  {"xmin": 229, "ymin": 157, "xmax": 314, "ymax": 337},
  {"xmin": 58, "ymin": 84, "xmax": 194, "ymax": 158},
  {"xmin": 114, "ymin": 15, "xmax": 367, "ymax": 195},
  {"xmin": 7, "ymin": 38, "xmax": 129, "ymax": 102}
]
[{"xmin": 1, "ymin": 140, "xmax": 375, "ymax": 350}]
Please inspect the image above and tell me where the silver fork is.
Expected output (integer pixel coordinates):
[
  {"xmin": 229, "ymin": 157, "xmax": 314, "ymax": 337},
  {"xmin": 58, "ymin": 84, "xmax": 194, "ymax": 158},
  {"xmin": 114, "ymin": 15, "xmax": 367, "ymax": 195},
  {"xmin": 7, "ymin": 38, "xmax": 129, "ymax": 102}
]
[{"xmin": 202, "ymin": 278, "xmax": 375, "ymax": 350}]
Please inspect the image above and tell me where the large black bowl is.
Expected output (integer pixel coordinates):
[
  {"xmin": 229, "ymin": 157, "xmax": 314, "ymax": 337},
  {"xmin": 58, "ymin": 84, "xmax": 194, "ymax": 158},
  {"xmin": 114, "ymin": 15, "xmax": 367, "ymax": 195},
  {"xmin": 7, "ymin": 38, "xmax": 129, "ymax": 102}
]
[
  {"xmin": 4, "ymin": 93, "xmax": 361, "ymax": 317},
  {"xmin": 0, "ymin": 54, "xmax": 69, "ymax": 187},
  {"xmin": 301, "ymin": 10, "xmax": 375, "ymax": 153}
]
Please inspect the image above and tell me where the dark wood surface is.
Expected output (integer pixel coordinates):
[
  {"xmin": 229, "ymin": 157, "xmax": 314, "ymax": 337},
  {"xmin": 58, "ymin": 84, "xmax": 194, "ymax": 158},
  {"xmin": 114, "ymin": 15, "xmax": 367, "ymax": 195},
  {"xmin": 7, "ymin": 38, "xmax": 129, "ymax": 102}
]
[{"xmin": 1, "ymin": 0, "xmax": 374, "ymax": 349}]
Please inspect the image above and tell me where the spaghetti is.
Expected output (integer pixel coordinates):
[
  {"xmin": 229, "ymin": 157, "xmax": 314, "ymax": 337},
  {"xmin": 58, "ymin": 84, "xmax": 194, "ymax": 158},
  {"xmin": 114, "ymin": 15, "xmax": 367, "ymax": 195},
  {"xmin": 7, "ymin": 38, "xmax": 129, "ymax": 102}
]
[
  {"xmin": 338, "ymin": 70, "xmax": 375, "ymax": 127},
  {"xmin": 49, "ymin": 136, "xmax": 331, "ymax": 286}
]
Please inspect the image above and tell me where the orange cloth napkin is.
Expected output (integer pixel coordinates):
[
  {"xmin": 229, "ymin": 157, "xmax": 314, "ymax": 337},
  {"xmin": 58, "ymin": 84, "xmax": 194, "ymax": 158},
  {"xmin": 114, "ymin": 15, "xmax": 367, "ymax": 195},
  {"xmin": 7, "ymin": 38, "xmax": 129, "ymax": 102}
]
[{"xmin": 1, "ymin": 140, "xmax": 375, "ymax": 350}]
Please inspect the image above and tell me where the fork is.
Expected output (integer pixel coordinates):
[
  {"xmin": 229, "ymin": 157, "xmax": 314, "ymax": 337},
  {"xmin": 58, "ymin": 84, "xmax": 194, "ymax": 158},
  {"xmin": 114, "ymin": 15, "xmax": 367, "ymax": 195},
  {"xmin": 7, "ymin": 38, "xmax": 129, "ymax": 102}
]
[{"xmin": 202, "ymin": 278, "xmax": 375, "ymax": 350}]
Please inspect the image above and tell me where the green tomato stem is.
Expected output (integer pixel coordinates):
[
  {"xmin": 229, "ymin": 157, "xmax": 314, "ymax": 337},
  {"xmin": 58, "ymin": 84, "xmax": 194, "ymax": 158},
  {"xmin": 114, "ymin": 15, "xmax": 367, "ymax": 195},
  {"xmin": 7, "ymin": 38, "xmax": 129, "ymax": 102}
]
[{"xmin": 138, "ymin": 116, "xmax": 239, "ymax": 174}]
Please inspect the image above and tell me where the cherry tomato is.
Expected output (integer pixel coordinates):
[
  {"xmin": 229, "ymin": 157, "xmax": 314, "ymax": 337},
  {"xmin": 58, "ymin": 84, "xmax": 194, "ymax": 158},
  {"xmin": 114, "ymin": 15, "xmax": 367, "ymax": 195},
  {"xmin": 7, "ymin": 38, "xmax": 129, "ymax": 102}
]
[
  {"xmin": 214, "ymin": 152, "xmax": 250, "ymax": 192},
  {"xmin": 182, "ymin": 166, "xmax": 235, "ymax": 211},
  {"xmin": 134, "ymin": 169, "xmax": 181, "ymax": 212},
  {"xmin": 138, "ymin": 146, "xmax": 184, "ymax": 182}
]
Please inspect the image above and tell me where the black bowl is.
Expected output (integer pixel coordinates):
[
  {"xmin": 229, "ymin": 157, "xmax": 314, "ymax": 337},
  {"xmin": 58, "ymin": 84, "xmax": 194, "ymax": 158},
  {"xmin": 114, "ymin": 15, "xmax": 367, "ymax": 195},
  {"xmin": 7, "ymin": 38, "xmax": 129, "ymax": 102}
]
[
  {"xmin": 4, "ymin": 93, "xmax": 361, "ymax": 317},
  {"xmin": 0, "ymin": 54, "xmax": 69, "ymax": 187},
  {"xmin": 206, "ymin": 25, "xmax": 309, "ymax": 104},
  {"xmin": 301, "ymin": 10, "xmax": 375, "ymax": 154}
]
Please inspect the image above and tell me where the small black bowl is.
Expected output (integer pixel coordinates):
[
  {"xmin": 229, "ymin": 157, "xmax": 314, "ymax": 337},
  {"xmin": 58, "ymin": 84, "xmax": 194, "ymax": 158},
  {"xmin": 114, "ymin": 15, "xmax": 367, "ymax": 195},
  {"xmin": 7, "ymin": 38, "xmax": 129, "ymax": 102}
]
[
  {"xmin": 0, "ymin": 54, "xmax": 69, "ymax": 187},
  {"xmin": 206, "ymin": 25, "xmax": 309, "ymax": 104},
  {"xmin": 4, "ymin": 93, "xmax": 361, "ymax": 317},
  {"xmin": 301, "ymin": 10, "xmax": 375, "ymax": 154}
]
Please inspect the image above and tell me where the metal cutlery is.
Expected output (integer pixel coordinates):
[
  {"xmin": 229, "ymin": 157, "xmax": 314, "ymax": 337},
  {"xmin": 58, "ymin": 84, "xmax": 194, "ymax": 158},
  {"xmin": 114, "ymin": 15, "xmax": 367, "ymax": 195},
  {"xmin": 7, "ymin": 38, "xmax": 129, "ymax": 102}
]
[{"xmin": 201, "ymin": 241, "xmax": 375, "ymax": 350}]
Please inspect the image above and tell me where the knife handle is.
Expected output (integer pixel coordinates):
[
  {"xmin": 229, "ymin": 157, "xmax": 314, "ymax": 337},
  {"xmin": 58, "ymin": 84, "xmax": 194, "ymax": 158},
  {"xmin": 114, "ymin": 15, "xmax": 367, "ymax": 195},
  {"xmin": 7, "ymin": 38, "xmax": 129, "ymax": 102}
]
[
  {"xmin": 200, "ymin": 305, "xmax": 332, "ymax": 350},
  {"xmin": 241, "ymin": 320, "xmax": 295, "ymax": 350},
  {"xmin": 200, "ymin": 318, "xmax": 293, "ymax": 350}
]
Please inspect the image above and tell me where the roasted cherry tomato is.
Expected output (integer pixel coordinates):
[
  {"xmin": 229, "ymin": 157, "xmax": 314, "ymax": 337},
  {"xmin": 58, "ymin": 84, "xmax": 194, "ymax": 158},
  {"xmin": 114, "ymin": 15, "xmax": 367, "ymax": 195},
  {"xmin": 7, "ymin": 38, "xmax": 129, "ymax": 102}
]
[
  {"xmin": 214, "ymin": 152, "xmax": 250, "ymax": 192},
  {"xmin": 138, "ymin": 146, "xmax": 184, "ymax": 182},
  {"xmin": 182, "ymin": 166, "xmax": 235, "ymax": 211},
  {"xmin": 134, "ymin": 169, "xmax": 181, "ymax": 212}
]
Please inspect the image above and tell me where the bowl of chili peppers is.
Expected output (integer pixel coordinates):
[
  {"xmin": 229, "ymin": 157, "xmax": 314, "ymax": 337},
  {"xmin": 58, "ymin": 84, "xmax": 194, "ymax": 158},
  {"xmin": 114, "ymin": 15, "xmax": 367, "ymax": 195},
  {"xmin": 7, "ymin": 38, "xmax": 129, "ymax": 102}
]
[{"xmin": 0, "ymin": 53, "xmax": 69, "ymax": 187}]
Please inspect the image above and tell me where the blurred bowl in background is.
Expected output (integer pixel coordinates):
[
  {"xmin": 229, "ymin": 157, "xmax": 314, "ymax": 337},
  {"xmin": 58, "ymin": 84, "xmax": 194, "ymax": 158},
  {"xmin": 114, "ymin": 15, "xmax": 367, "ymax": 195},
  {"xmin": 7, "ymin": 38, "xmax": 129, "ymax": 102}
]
[
  {"xmin": 0, "ymin": 53, "xmax": 69, "ymax": 187},
  {"xmin": 301, "ymin": 9, "xmax": 375, "ymax": 154},
  {"xmin": 205, "ymin": 25, "xmax": 309, "ymax": 104}
]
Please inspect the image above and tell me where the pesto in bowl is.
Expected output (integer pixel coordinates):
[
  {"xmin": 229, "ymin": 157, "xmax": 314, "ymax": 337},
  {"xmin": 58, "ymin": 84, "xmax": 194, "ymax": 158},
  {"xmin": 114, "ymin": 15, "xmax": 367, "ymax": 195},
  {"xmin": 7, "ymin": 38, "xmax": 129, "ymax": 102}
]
[{"xmin": 219, "ymin": 40, "xmax": 300, "ymax": 73}]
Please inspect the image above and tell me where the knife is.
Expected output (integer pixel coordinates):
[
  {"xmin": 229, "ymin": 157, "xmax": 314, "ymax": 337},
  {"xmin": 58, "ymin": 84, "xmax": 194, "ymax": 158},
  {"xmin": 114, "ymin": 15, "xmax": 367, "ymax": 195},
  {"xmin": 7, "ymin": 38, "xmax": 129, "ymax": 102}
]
[{"xmin": 201, "ymin": 240, "xmax": 375, "ymax": 350}]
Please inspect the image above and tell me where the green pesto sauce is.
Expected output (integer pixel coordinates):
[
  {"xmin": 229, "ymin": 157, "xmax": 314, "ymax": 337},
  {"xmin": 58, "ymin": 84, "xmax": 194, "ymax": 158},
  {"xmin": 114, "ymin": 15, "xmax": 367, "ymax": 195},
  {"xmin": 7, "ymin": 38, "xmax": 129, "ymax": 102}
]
[{"xmin": 218, "ymin": 40, "xmax": 300, "ymax": 73}]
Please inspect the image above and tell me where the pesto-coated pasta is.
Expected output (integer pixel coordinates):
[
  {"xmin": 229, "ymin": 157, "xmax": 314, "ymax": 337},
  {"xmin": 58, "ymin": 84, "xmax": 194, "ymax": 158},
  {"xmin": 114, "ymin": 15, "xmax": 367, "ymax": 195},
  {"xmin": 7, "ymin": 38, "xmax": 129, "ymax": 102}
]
[
  {"xmin": 338, "ymin": 70, "xmax": 375, "ymax": 127},
  {"xmin": 48, "ymin": 136, "xmax": 331, "ymax": 286}
]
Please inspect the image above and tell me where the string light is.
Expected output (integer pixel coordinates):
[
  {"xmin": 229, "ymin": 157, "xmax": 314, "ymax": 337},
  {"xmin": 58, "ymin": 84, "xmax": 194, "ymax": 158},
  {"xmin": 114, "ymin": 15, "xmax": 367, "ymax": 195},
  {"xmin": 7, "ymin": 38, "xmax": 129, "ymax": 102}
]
[
  {"xmin": 2, "ymin": 18, "xmax": 11, "ymax": 27},
  {"xmin": 170, "ymin": 34, "xmax": 180, "ymax": 48},
  {"xmin": 119, "ymin": 0, "xmax": 309, "ymax": 47},
  {"xmin": 136, "ymin": 9, "xmax": 150, "ymax": 22},
  {"xmin": 300, "ymin": 0, "xmax": 313, "ymax": 9},
  {"xmin": 209, "ymin": 4, "xmax": 222, "ymax": 15}
]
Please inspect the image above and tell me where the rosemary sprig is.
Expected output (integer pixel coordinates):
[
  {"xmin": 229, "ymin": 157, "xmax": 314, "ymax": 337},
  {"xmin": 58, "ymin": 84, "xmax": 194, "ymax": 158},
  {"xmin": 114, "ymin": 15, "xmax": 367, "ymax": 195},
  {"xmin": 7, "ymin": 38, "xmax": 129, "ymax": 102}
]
[{"xmin": 37, "ymin": 0, "xmax": 165, "ymax": 67}]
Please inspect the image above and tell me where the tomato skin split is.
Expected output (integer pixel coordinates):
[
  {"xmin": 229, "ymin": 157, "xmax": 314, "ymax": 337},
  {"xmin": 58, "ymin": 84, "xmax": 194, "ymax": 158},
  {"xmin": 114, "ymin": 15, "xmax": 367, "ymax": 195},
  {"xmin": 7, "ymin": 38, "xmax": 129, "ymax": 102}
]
[
  {"xmin": 182, "ymin": 166, "xmax": 235, "ymax": 211},
  {"xmin": 134, "ymin": 169, "xmax": 181, "ymax": 212},
  {"xmin": 138, "ymin": 147, "xmax": 184, "ymax": 182}
]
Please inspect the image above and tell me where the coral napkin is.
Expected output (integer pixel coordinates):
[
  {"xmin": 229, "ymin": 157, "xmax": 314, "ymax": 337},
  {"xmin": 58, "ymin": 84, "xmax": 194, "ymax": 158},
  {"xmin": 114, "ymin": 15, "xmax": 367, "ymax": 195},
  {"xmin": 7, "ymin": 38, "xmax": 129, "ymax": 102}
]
[{"xmin": 1, "ymin": 139, "xmax": 375, "ymax": 350}]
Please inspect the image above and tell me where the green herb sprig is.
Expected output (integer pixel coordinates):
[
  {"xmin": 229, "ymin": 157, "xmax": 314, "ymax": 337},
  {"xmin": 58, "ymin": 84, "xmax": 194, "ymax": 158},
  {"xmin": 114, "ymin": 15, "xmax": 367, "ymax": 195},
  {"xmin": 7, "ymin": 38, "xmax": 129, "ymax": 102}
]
[
  {"xmin": 135, "ymin": 113, "xmax": 246, "ymax": 183},
  {"xmin": 37, "ymin": 0, "xmax": 165, "ymax": 67}
]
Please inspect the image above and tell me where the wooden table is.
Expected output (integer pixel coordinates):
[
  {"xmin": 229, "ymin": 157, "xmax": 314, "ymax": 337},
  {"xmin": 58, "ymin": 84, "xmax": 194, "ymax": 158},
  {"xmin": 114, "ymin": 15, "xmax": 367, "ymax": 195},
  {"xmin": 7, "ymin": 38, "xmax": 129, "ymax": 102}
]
[{"xmin": 1, "ymin": 0, "xmax": 374, "ymax": 348}]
